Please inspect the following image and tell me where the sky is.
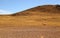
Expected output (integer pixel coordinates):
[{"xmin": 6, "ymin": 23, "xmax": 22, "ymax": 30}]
[{"xmin": 0, "ymin": 0, "xmax": 60, "ymax": 14}]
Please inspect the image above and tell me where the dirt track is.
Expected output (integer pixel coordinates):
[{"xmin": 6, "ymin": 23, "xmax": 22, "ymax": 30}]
[{"xmin": 0, "ymin": 26, "xmax": 60, "ymax": 38}]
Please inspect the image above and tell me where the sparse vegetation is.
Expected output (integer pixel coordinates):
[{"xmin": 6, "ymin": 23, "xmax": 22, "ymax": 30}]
[
  {"xmin": 0, "ymin": 5, "xmax": 60, "ymax": 27},
  {"xmin": 0, "ymin": 5, "xmax": 60, "ymax": 38}
]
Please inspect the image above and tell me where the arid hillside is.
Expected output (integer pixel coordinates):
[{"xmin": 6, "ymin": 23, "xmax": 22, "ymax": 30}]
[
  {"xmin": 0, "ymin": 5, "xmax": 60, "ymax": 38},
  {"xmin": 0, "ymin": 5, "xmax": 60, "ymax": 27}
]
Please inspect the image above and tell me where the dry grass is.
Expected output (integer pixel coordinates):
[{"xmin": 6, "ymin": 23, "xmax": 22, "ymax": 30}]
[
  {"xmin": 0, "ymin": 5, "xmax": 60, "ymax": 38},
  {"xmin": 0, "ymin": 12, "xmax": 60, "ymax": 27},
  {"xmin": 0, "ymin": 5, "xmax": 60, "ymax": 27}
]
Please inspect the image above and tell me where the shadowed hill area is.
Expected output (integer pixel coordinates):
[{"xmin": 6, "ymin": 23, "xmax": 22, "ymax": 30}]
[
  {"xmin": 0, "ymin": 5, "xmax": 60, "ymax": 27},
  {"xmin": 12, "ymin": 5, "xmax": 60, "ymax": 16}
]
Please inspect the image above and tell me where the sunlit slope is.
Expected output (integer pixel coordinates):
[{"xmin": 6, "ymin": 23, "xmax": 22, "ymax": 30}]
[{"xmin": 0, "ymin": 5, "xmax": 60, "ymax": 27}]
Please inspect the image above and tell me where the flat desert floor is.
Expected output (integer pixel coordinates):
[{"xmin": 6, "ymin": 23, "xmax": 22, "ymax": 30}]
[{"xmin": 0, "ymin": 26, "xmax": 60, "ymax": 38}]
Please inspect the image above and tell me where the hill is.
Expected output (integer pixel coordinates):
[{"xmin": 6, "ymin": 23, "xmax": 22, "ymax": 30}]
[
  {"xmin": 0, "ymin": 5, "xmax": 60, "ymax": 27},
  {"xmin": 12, "ymin": 5, "xmax": 60, "ymax": 16}
]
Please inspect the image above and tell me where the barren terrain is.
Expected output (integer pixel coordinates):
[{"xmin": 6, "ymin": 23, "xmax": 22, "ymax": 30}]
[{"xmin": 0, "ymin": 5, "xmax": 60, "ymax": 38}]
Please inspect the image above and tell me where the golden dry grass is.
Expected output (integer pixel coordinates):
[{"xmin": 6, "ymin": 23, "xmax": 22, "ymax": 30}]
[
  {"xmin": 0, "ymin": 5, "xmax": 60, "ymax": 38},
  {"xmin": 0, "ymin": 12, "xmax": 60, "ymax": 27},
  {"xmin": 0, "ymin": 5, "xmax": 60, "ymax": 27}
]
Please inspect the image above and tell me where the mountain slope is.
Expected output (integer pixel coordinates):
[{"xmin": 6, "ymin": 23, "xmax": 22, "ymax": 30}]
[
  {"xmin": 0, "ymin": 5, "xmax": 60, "ymax": 27},
  {"xmin": 12, "ymin": 5, "xmax": 60, "ymax": 16}
]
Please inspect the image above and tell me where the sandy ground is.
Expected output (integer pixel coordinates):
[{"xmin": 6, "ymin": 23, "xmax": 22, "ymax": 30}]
[{"xmin": 0, "ymin": 26, "xmax": 60, "ymax": 38}]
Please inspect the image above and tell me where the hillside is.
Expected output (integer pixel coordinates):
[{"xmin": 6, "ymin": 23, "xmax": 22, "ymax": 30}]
[
  {"xmin": 0, "ymin": 5, "xmax": 60, "ymax": 27},
  {"xmin": 12, "ymin": 5, "xmax": 60, "ymax": 16}
]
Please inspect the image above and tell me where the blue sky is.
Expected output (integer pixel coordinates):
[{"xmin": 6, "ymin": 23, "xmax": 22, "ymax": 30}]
[{"xmin": 0, "ymin": 0, "xmax": 60, "ymax": 14}]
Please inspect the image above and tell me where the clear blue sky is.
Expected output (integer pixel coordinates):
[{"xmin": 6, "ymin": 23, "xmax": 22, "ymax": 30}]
[{"xmin": 0, "ymin": 0, "xmax": 60, "ymax": 14}]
